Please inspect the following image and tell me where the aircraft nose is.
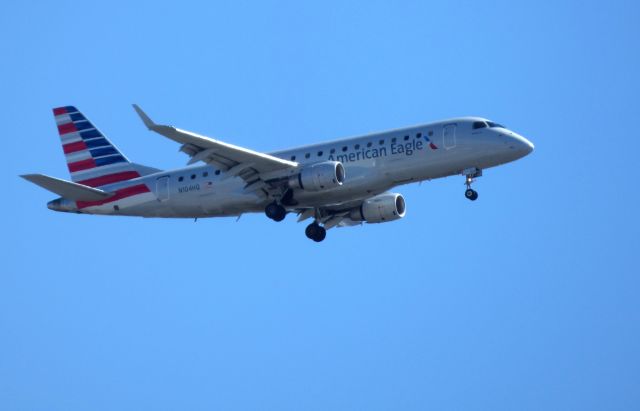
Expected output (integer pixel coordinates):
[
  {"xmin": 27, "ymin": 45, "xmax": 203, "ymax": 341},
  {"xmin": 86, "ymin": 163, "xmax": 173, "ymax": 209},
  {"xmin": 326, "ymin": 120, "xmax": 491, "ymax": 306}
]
[
  {"xmin": 506, "ymin": 132, "xmax": 534, "ymax": 158},
  {"xmin": 518, "ymin": 135, "xmax": 534, "ymax": 154}
]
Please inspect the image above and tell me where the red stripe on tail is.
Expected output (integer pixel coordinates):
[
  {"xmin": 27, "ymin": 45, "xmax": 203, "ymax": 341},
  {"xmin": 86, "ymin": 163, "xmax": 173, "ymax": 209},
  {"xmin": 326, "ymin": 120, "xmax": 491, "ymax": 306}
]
[
  {"xmin": 57, "ymin": 122, "xmax": 77, "ymax": 135},
  {"xmin": 68, "ymin": 158, "xmax": 96, "ymax": 172},
  {"xmin": 77, "ymin": 171, "xmax": 141, "ymax": 187},
  {"xmin": 63, "ymin": 140, "xmax": 88, "ymax": 154}
]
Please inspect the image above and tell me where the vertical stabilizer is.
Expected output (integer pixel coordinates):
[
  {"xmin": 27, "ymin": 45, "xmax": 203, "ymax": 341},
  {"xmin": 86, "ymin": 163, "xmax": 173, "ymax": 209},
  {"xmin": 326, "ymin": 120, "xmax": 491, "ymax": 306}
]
[{"xmin": 53, "ymin": 106, "xmax": 141, "ymax": 187}]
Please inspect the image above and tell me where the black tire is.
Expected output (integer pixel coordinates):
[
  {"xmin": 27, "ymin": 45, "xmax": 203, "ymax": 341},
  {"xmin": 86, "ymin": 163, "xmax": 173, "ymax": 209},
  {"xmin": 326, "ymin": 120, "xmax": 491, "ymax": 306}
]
[
  {"xmin": 265, "ymin": 203, "xmax": 286, "ymax": 221},
  {"xmin": 305, "ymin": 223, "xmax": 318, "ymax": 239},
  {"xmin": 465, "ymin": 189, "xmax": 474, "ymax": 199},
  {"xmin": 272, "ymin": 207, "xmax": 286, "ymax": 222},
  {"xmin": 265, "ymin": 202, "xmax": 278, "ymax": 219},
  {"xmin": 465, "ymin": 189, "xmax": 478, "ymax": 201},
  {"xmin": 313, "ymin": 225, "xmax": 326, "ymax": 242},
  {"xmin": 305, "ymin": 223, "xmax": 326, "ymax": 242}
]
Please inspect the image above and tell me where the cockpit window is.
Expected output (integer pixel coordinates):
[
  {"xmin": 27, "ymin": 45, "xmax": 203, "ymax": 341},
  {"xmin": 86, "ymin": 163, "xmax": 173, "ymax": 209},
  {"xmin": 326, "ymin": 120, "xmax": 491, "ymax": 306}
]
[
  {"xmin": 472, "ymin": 121, "xmax": 487, "ymax": 130},
  {"xmin": 487, "ymin": 121, "xmax": 506, "ymax": 129}
]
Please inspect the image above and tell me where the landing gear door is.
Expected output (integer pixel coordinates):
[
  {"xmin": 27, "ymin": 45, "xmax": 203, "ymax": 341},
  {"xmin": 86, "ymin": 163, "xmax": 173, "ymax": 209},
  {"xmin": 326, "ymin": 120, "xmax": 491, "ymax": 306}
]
[
  {"xmin": 443, "ymin": 124, "xmax": 456, "ymax": 150},
  {"xmin": 156, "ymin": 176, "xmax": 170, "ymax": 202}
]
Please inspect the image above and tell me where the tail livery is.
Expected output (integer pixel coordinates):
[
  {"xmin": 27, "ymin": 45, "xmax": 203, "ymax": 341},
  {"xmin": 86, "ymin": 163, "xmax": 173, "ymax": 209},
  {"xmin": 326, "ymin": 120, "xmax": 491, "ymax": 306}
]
[
  {"xmin": 53, "ymin": 106, "xmax": 141, "ymax": 187},
  {"xmin": 21, "ymin": 106, "xmax": 158, "ymax": 213}
]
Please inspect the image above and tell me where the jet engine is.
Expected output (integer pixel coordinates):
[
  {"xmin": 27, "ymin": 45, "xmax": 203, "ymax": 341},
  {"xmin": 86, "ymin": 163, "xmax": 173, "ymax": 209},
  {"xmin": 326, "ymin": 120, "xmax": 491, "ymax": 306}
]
[
  {"xmin": 289, "ymin": 161, "xmax": 345, "ymax": 191},
  {"xmin": 349, "ymin": 193, "xmax": 406, "ymax": 223}
]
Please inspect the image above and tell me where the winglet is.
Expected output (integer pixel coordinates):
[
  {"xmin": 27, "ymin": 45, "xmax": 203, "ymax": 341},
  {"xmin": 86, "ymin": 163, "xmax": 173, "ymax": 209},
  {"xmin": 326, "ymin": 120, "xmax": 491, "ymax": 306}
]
[{"xmin": 132, "ymin": 104, "xmax": 156, "ymax": 130}]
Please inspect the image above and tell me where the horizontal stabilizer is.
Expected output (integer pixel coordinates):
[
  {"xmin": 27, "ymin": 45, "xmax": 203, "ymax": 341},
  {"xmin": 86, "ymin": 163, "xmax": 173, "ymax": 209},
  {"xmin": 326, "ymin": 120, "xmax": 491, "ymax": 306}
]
[{"xmin": 20, "ymin": 174, "xmax": 113, "ymax": 201}]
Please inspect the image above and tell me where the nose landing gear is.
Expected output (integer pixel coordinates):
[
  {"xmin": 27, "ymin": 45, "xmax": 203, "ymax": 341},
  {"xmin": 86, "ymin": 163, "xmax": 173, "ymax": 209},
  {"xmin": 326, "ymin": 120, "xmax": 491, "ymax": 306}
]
[{"xmin": 463, "ymin": 168, "xmax": 482, "ymax": 201}]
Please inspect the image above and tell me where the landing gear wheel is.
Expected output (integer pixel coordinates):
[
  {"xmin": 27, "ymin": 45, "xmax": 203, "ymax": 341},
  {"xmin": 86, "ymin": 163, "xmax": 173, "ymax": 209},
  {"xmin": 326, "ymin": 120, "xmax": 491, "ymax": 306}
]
[
  {"xmin": 305, "ymin": 222, "xmax": 326, "ymax": 242},
  {"xmin": 272, "ymin": 209, "xmax": 286, "ymax": 222},
  {"xmin": 265, "ymin": 202, "xmax": 287, "ymax": 221},
  {"xmin": 463, "ymin": 168, "xmax": 481, "ymax": 202}
]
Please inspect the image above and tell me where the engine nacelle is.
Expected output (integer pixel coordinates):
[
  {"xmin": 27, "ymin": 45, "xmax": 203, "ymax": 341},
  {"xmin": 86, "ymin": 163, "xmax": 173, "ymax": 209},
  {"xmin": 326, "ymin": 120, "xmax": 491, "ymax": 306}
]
[
  {"xmin": 289, "ymin": 161, "xmax": 345, "ymax": 191},
  {"xmin": 349, "ymin": 193, "xmax": 406, "ymax": 223}
]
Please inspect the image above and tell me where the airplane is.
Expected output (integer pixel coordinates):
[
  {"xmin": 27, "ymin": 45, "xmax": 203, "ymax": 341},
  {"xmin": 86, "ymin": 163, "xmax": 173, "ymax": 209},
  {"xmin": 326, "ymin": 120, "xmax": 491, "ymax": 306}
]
[{"xmin": 22, "ymin": 105, "xmax": 534, "ymax": 242}]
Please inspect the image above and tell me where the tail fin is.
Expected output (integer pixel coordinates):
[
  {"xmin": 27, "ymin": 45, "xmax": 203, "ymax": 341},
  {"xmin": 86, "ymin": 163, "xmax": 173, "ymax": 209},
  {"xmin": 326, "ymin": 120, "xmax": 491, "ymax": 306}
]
[{"xmin": 53, "ymin": 106, "xmax": 141, "ymax": 187}]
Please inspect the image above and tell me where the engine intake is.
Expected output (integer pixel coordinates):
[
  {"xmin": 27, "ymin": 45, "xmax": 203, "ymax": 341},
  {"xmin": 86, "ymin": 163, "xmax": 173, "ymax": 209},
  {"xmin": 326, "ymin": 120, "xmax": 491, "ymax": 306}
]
[
  {"xmin": 289, "ymin": 161, "xmax": 345, "ymax": 192},
  {"xmin": 350, "ymin": 193, "xmax": 406, "ymax": 223}
]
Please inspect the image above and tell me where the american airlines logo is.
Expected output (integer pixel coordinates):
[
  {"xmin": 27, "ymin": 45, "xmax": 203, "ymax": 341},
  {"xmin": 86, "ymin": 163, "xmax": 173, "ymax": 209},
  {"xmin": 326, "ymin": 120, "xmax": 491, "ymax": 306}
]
[{"xmin": 327, "ymin": 139, "xmax": 434, "ymax": 163}]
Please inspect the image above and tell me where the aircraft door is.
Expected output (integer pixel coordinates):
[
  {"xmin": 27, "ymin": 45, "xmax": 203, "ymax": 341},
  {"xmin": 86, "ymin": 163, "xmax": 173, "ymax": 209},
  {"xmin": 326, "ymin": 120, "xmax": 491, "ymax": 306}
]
[
  {"xmin": 443, "ymin": 124, "xmax": 456, "ymax": 150},
  {"xmin": 156, "ymin": 176, "xmax": 170, "ymax": 201}
]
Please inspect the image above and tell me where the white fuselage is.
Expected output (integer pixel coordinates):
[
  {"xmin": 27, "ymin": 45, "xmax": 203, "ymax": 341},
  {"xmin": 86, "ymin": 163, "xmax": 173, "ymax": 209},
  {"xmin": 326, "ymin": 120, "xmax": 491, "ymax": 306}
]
[{"xmin": 53, "ymin": 117, "xmax": 533, "ymax": 217}]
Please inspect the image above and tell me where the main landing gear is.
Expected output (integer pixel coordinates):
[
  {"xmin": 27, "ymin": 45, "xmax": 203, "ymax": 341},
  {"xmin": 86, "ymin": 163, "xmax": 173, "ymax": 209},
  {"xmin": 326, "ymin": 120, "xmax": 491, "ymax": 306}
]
[
  {"xmin": 463, "ymin": 168, "xmax": 482, "ymax": 201},
  {"xmin": 265, "ymin": 202, "xmax": 287, "ymax": 222},
  {"xmin": 301, "ymin": 208, "xmax": 327, "ymax": 242},
  {"xmin": 265, "ymin": 202, "xmax": 327, "ymax": 243},
  {"xmin": 305, "ymin": 222, "xmax": 326, "ymax": 242}
]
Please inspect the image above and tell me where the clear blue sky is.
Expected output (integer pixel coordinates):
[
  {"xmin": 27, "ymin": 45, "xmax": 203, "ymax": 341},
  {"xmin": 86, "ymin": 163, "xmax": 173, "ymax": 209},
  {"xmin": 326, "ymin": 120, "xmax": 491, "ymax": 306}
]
[{"xmin": 2, "ymin": 1, "xmax": 639, "ymax": 410}]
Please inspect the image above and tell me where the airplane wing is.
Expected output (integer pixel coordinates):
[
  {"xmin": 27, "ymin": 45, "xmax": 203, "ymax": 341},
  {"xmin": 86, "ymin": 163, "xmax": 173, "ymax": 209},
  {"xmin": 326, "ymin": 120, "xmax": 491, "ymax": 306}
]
[
  {"xmin": 20, "ymin": 174, "xmax": 113, "ymax": 201},
  {"xmin": 296, "ymin": 207, "xmax": 362, "ymax": 230},
  {"xmin": 295, "ymin": 198, "xmax": 365, "ymax": 230},
  {"xmin": 133, "ymin": 105, "xmax": 298, "ymax": 194},
  {"xmin": 295, "ymin": 193, "xmax": 399, "ymax": 230}
]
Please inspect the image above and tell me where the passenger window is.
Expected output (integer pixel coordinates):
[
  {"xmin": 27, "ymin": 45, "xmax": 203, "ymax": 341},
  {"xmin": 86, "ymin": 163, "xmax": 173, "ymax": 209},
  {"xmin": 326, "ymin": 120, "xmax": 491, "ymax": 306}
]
[
  {"xmin": 428, "ymin": 131, "xmax": 433, "ymax": 137},
  {"xmin": 355, "ymin": 144, "xmax": 360, "ymax": 150},
  {"xmin": 473, "ymin": 121, "xmax": 487, "ymax": 130},
  {"xmin": 367, "ymin": 142, "xmax": 372, "ymax": 147},
  {"xmin": 330, "ymin": 148, "xmax": 335, "ymax": 154},
  {"xmin": 392, "ymin": 137, "xmax": 397, "ymax": 143},
  {"xmin": 404, "ymin": 135, "xmax": 409, "ymax": 141},
  {"xmin": 178, "ymin": 176, "xmax": 184, "ymax": 182},
  {"xmin": 417, "ymin": 132, "xmax": 422, "ymax": 138},
  {"xmin": 379, "ymin": 139, "xmax": 384, "ymax": 145},
  {"xmin": 305, "ymin": 153, "xmax": 310, "ymax": 159},
  {"xmin": 317, "ymin": 151, "xmax": 323, "ymax": 157},
  {"xmin": 203, "ymin": 172, "xmax": 208, "ymax": 177},
  {"xmin": 215, "ymin": 170, "xmax": 220, "ymax": 175},
  {"xmin": 191, "ymin": 174, "xmax": 196, "ymax": 180},
  {"xmin": 342, "ymin": 146, "xmax": 348, "ymax": 152},
  {"xmin": 291, "ymin": 155, "xmax": 296, "ymax": 161}
]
